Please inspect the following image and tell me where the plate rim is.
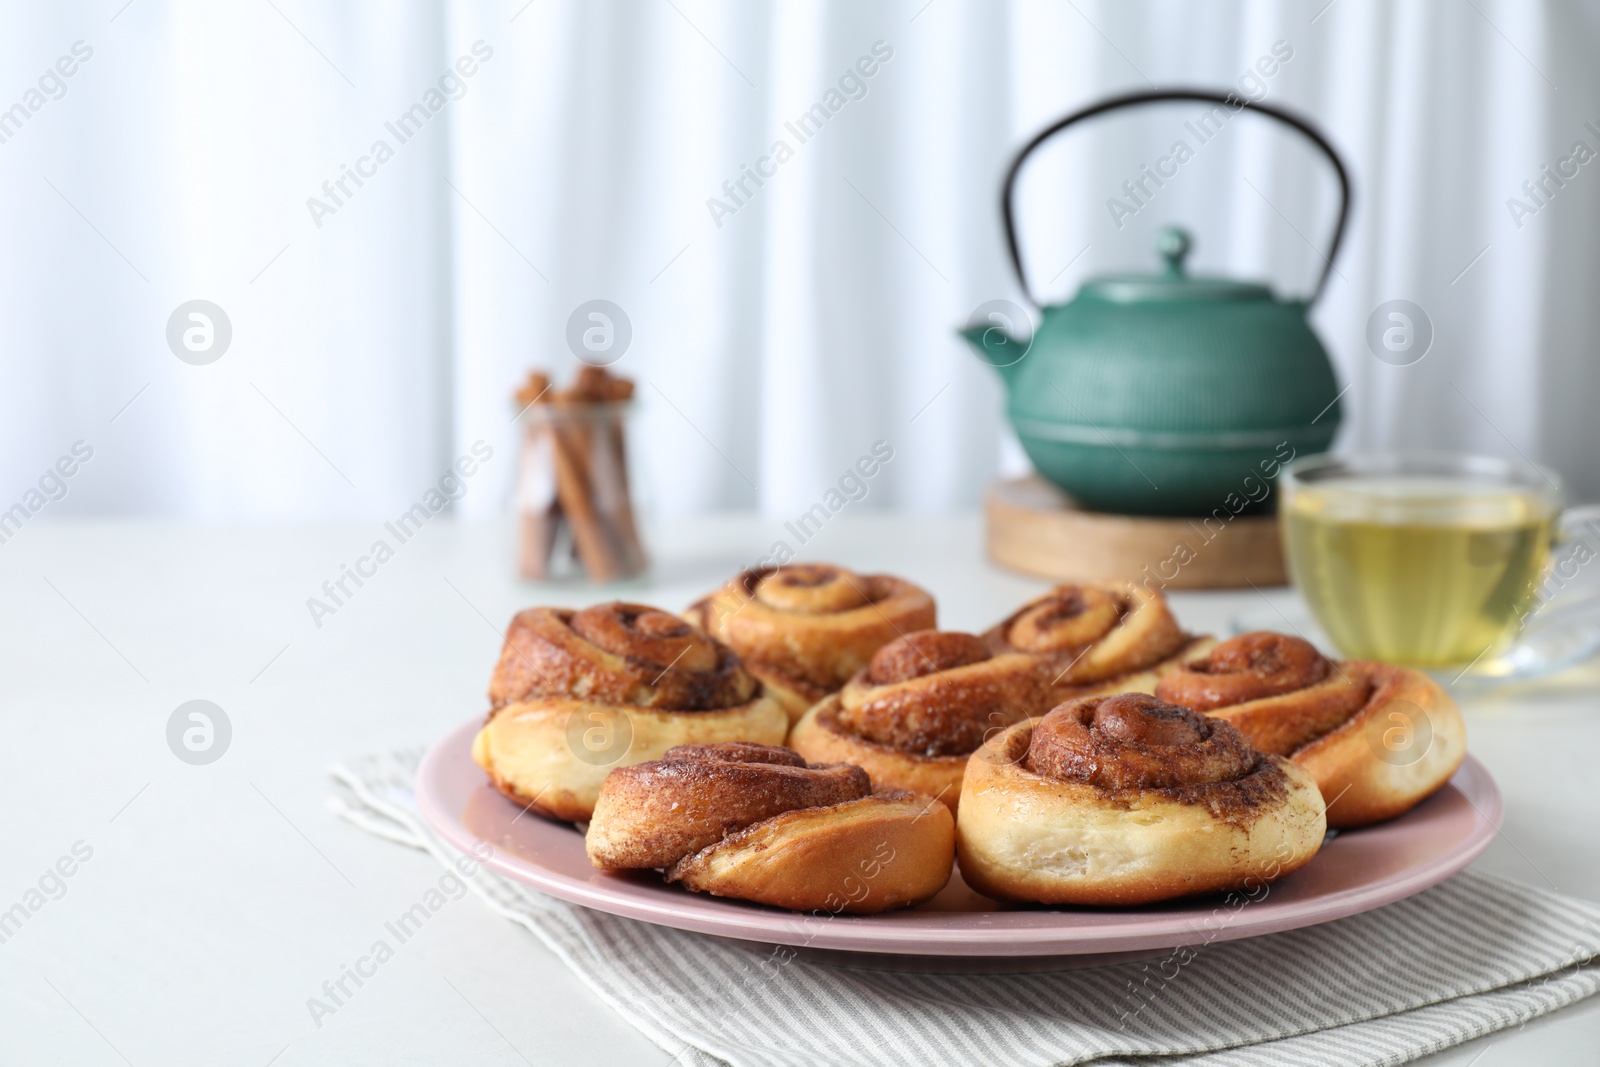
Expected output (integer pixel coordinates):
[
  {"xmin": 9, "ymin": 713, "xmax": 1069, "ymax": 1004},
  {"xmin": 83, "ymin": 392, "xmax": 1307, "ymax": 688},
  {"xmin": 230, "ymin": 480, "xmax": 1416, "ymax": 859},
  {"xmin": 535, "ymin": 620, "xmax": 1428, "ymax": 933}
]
[{"xmin": 417, "ymin": 717, "xmax": 1503, "ymax": 957}]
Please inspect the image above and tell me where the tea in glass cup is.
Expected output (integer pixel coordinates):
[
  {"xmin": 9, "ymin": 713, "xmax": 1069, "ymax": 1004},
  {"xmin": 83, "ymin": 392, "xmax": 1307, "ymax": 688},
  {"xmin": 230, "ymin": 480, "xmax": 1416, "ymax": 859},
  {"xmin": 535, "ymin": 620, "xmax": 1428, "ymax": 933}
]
[{"xmin": 1280, "ymin": 452, "xmax": 1567, "ymax": 668}]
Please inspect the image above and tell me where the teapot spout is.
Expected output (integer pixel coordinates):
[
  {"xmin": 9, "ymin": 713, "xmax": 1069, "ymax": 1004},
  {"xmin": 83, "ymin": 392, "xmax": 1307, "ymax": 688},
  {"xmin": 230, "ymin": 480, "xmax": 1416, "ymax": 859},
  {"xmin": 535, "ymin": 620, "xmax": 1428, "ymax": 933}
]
[{"xmin": 960, "ymin": 321, "xmax": 1029, "ymax": 383}]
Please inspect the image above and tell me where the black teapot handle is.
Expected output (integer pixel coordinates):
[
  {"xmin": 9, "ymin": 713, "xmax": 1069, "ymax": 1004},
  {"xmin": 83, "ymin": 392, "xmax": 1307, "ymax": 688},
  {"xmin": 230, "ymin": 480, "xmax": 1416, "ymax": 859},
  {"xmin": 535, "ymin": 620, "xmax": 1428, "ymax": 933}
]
[{"xmin": 1000, "ymin": 89, "xmax": 1352, "ymax": 308}]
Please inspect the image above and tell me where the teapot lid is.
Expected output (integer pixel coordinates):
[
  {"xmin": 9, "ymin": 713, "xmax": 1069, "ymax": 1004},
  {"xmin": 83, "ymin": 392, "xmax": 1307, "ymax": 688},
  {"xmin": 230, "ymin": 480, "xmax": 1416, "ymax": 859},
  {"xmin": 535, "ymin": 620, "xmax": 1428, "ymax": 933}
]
[{"xmin": 1080, "ymin": 227, "xmax": 1273, "ymax": 303}]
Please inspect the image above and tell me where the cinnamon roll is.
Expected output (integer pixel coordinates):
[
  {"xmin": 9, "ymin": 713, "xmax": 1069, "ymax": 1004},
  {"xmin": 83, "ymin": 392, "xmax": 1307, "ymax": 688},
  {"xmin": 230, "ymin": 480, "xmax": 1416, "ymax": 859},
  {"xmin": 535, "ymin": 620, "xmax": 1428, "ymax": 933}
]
[
  {"xmin": 685, "ymin": 563, "xmax": 936, "ymax": 722},
  {"xmin": 587, "ymin": 743, "xmax": 955, "ymax": 914},
  {"xmin": 788, "ymin": 630, "xmax": 1057, "ymax": 812},
  {"xmin": 472, "ymin": 602, "xmax": 787, "ymax": 821},
  {"xmin": 1155, "ymin": 632, "xmax": 1467, "ymax": 828},
  {"xmin": 983, "ymin": 582, "xmax": 1206, "ymax": 697},
  {"xmin": 957, "ymin": 694, "xmax": 1326, "ymax": 906}
]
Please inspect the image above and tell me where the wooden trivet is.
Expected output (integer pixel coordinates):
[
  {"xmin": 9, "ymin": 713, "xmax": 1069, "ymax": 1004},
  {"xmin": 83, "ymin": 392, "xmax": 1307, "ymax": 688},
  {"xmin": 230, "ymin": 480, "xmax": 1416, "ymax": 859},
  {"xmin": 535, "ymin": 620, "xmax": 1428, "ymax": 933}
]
[{"xmin": 985, "ymin": 476, "xmax": 1287, "ymax": 589}]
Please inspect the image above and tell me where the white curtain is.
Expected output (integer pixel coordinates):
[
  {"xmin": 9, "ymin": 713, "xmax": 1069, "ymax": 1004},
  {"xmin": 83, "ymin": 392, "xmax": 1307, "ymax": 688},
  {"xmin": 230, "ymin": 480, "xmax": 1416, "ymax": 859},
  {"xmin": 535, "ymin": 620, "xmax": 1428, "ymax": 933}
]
[{"xmin": 5, "ymin": 0, "xmax": 1598, "ymax": 522}]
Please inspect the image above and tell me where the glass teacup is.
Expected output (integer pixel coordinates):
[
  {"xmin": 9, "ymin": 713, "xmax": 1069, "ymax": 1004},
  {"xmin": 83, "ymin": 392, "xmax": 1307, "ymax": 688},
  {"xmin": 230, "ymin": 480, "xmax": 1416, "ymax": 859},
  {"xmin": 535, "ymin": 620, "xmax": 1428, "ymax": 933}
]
[{"xmin": 1280, "ymin": 451, "xmax": 1600, "ymax": 671}]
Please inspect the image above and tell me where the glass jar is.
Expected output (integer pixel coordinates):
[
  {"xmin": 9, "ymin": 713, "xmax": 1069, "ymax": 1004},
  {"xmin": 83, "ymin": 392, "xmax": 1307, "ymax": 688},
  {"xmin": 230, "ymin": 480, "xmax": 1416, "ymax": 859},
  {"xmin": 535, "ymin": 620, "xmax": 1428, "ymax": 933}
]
[{"xmin": 516, "ymin": 401, "xmax": 646, "ymax": 581}]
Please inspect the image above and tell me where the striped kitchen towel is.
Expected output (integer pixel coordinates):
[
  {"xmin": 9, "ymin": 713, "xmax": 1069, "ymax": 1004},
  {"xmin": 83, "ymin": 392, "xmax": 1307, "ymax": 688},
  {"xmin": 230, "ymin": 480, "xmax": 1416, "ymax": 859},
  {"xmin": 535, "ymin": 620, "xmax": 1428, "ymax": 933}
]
[{"xmin": 328, "ymin": 750, "xmax": 1600, "ymax": 1067}]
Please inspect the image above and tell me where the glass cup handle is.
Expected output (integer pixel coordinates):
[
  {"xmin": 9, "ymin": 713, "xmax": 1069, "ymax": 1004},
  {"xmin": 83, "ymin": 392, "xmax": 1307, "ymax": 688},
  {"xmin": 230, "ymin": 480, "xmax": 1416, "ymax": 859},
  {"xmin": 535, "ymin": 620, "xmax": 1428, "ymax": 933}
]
[
  {"xmin": 1556, "ymin": 504, "xmax": 1600, "ymax": 540},
  {"xmin": 1524, "ymin": 504, "xmax": 1600, "ymax": 630}
]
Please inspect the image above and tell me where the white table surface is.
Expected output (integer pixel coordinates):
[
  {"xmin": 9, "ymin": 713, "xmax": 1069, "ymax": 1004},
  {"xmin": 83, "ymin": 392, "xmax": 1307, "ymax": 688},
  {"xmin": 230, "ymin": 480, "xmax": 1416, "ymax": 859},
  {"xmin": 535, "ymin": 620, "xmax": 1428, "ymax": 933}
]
[{"xmin": 1, "ymin": 514, "xmax": 1595, "ymax": 1066}]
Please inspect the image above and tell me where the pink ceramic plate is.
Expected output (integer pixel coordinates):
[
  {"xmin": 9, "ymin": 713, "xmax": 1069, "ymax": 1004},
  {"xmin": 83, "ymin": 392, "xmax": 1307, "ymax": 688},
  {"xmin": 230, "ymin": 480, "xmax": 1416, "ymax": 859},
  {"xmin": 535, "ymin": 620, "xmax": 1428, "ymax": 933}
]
[{"xmin": 417, "ymin": 718, "xmax": 1502, "ymax": 962}]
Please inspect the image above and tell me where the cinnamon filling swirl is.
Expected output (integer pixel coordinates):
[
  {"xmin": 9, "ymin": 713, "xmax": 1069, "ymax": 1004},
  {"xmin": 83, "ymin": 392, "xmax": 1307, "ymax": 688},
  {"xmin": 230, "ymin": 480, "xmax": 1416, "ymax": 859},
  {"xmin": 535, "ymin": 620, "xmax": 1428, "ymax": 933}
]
[
  {"xmin": 586, "ymin": 743, "xmax": 871, "ymax": 871},
  {"xmin": 487, "ymin": 602, "xmax": 756, "ymax": 711},
  {"xmin": 863, "ymin": 631, "xmax": 992, "ymax": 684},
  {"xmin": 684, "ymin": 565, "xmax": 937, "ymax": 707},
  {"xmin": 1155, "ymin": 632, "xmax": 1372, "ymax": 758},
  {"xmin": 1156, "ymin": 632, "xmax": 1332, "ymax": 711},
  {"xmin": 982, "ymin": 582, "xmax": 1190, "ymax": 689},
  {"xmin": 1026, "ymin": 694, "xmax": 1287, "ymax": 815},
  {"xmin": 751, "ymin": 563, "xmax": 873, "ymax": 614},
  {"xmin": 1003, "ymin": 586, "xmax": 1123, "ymax": 653},
  {"xmin": 569, "ymin": 603, "xmax": 720, "ymax": 673},
  {"xmin": 836, "ymin": 631, "xmax": 1041, "ymax": 757}
]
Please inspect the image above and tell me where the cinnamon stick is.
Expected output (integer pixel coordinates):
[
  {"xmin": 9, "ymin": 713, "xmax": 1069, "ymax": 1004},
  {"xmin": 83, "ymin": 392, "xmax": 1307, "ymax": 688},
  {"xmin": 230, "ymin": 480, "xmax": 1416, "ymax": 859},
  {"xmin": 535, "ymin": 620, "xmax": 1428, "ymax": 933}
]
[
  {"xmin": 512, "ymin": 365, "xmax": 642, "ymax": 582},
  {"xmin": 578, "ymin": 369, "xmax": 645, "ymax": 573},
  {"xmin": 550, "ymin": 374, "xmax": 627, "ymax": 580}
]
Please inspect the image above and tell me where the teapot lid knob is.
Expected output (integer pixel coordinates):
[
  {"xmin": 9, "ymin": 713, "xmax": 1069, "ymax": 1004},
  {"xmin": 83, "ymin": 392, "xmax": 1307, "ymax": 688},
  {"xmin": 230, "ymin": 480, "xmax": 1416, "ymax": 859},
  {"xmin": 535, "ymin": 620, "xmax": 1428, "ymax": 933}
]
[{"xmin": 1157, "ymin": 226, "xmax": 1192, "ymax": 277}]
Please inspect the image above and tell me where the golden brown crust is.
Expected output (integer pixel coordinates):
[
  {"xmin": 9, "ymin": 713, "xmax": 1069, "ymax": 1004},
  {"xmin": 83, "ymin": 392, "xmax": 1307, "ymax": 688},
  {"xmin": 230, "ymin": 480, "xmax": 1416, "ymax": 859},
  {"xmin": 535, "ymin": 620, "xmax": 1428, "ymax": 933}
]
[
  {"xmin": 1292, "ymin": 662, "xmax": 1466, "ymax": 826},
  {"xmin": 788, "ymin": 697, "xmax": 972, "ymax": 811},
  {"xmin": 983, "ymin": 582, "xmax": 1192, "ymax": 689},
  {"xmin": 956, "ymin": 702, "xmax": 1327, "ymax": 906},
  {"xmin": 836, "ymin": 632, "xmax": 1057, "ymax": 756},
  {"xmin": 586, "ymin": 745, "xmax": 870, "ymax": 869},
  {"xmin": 1159, "ymin": 634, "xmax": 1467, "ymax": 828},
  {"xmin": 668, "ymin": 793, "xmax": 955, "ymax": 914},
  {"xmin": 586, "ymin": 743, "xmax": 954, "ymax": 914},
  {"xmin": 787, "ymin": 630, "xmax": 1065, "ymax": 811},
  {"xmin": 1049, "ymin": 635, "xmax": 1217, "ymax": 703},
  {"xmin": 738, "ymin": 661, "xmax": 833, "ymax": 722},
  {"xmin": 685, "ymin": 564, "xmax": 936, "ymax": 723},
  {"xmin": 489, "ymin": 603, "xmax": 757, "ymax": 711},
  {"xmin": 472, "ymin": 696, "xmax": 788, "ymax": 822},
  {"xmin": 1025, "ymin": 694, "xmax": 1266, "ymax": 797},
  {"xmin": 1156, "ymin": 631, "xmax": 1346, "ymax": 713},
  {"xmin": 473, "ymin": 601, "xmax": 786, "ymax": 821},
  {"xmin": 787, "ymin": 623, "xmax": 1205, "ymax": 812},
  {"xmin": 860, "ymin": 630, "xmax": 993, "ymax": 683}
]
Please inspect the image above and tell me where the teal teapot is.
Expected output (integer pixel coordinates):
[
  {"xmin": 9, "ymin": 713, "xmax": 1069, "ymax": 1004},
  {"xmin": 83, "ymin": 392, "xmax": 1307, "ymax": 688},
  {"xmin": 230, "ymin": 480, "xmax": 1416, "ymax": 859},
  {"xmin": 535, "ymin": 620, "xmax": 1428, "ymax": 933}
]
[{"xmin": 964, "ymin": 90, "xmax": 1350, "ymax": 517}]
